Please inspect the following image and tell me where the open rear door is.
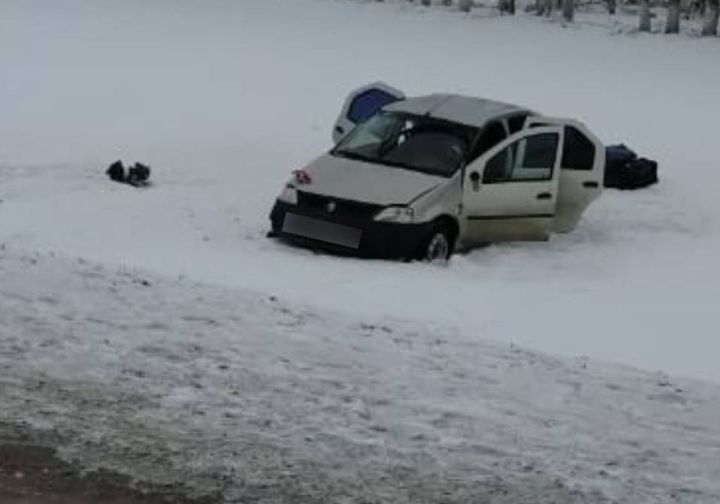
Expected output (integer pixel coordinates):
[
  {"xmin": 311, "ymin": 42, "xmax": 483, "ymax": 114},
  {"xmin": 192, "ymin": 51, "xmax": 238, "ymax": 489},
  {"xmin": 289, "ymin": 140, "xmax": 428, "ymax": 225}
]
[
  {"xmin": 524, "ymin": 117, "xmax": 604, "ymax": 233},
  {"xmin": 461, "ymin": 126, "xmax": 563, "ymax": 244},
  {"xmin": 333, "ymin": 82, "xmax": 405, "ymax": 144}
]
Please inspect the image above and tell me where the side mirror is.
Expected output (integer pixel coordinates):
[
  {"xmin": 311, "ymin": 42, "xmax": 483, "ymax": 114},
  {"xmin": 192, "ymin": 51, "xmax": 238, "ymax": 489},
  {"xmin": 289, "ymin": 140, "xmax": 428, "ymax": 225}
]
[
  {"xmin": 469, "ymin": 171, "xmax": 481, "ymax": 191},
  {"xmin": 333, "ymin": 125, "xmax": 346, "ymax": 144}
]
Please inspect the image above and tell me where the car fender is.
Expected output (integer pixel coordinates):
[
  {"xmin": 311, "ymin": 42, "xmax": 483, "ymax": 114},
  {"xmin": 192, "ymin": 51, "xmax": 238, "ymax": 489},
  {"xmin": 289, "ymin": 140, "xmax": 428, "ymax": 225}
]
[{"xmin": 409, "ymin": 173, "xmax": 462, "ymax": 226}]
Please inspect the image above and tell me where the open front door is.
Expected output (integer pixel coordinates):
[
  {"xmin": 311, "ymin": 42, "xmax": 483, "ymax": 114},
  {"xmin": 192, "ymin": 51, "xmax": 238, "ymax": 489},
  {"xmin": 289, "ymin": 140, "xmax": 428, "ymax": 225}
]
[
  {"xmin": 461, "ymin": 126, "xmax": 563, "ymax": 244},
  {"xmin": 333, "ymin": 82, "xmax": 405, "ymax": 144},
  {"xmin": 524, "ymin": 117, "xmax": 604, "ymax": 233}
]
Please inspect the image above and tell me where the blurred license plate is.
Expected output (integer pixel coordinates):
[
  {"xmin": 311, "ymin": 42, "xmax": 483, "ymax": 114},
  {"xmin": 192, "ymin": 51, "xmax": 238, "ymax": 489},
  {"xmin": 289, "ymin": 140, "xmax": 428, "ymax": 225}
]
[{"xmin": 282, "ymin": 213, "xmax": 361, "ymax": 249}]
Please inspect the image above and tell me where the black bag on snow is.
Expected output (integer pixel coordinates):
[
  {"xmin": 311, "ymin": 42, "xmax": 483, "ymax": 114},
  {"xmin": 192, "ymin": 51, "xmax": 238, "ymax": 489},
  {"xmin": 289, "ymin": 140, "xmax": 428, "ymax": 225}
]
[
  {"xmin": 106, "ymin": 160, "xmax": 126, "ymax": 183},
  {"xmin": 127, "ymin": 162, "xmax": 151, "ymax": 186},
  {"xmin": 105, "ymin": 160, "xmax": 151, "ymax": 187},
  {"xmin": 604, "ymin": 144, "xmax": 658, "ymax": 190}
]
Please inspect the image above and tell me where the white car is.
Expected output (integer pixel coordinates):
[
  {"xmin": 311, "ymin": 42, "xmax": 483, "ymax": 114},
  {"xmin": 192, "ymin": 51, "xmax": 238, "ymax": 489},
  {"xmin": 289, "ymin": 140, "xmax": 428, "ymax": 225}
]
[{"xmin": 270, "ymin": 83, "xmax": 604, "ymax": 260}]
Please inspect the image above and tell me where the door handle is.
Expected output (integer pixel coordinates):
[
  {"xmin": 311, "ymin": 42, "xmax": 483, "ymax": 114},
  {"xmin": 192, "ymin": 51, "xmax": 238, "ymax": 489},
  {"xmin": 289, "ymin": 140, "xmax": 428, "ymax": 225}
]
[
  {"xmin": 583, "ymin": 181, "xmax": 599, "ymax": 188},
  {"xmin": 536, "ymin": 192, "xmax": 553, "ymax": 200}
]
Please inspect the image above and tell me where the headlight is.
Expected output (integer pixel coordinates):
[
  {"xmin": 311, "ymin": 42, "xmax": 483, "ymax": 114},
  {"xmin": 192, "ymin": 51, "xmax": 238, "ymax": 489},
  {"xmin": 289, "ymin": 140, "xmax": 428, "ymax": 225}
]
[
  {"xmin": 374, "ymin": 206, "xmax": 414, "ymax": 223},
  {"xmin": 278, "ymin": 184, "xmax": 298, "ymax": 205}
]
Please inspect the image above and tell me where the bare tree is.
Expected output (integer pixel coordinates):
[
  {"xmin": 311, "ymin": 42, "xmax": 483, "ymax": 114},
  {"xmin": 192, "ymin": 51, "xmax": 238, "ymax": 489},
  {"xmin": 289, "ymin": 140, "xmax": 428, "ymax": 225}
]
[
  {"xmin": 639, "ymin": 0, "xmax": 652, "ymax": 31},
  {"xmin": 562, "ymin": 0, "xmax": 574, "ymax": 20},
  {"xmin": 696, "ymin": 0, "xmax": 707, "ymax": 18},
  {"xmin": 499, "ymin": 0, "xmax": 516, "ymax": 14},
  {"xmin": 545, "ymin": 0, "xmax": 554, "ymax": 15},
  {"xmin": 666, "ymin": 0, "xmax": 680, "ymax": 32},
  {"xmin": 702, "ymin": 0, "xmax": 719, "ymax": 34}
]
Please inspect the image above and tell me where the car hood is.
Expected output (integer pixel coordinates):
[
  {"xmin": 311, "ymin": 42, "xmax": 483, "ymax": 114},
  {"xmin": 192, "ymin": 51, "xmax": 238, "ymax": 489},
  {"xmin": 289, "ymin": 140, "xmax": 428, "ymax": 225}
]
[{"xmin": 298, "ymin": 153, "xmax": 444, "ymax": 206}]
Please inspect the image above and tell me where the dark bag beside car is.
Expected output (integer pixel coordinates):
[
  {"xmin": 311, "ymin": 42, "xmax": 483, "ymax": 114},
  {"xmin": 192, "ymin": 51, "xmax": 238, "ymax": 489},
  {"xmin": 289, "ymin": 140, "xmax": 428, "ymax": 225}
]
[{"xmin": 604, "ymin": 144, "xmax": 658, "ymax": 190}]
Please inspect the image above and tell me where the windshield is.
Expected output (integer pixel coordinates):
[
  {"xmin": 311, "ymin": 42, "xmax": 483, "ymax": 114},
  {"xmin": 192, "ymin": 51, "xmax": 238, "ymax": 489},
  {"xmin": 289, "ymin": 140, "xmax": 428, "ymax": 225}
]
[{"xmin": 332, "ymin": 112, "xmax": 478, "ymax": 177}]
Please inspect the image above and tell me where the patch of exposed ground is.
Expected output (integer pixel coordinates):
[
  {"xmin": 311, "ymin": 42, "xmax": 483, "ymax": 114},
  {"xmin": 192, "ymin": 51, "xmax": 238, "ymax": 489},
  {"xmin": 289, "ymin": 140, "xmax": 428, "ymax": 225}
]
[{"xmin": 0, "ymin": 442, "xmax": 215, "ymax": 504}]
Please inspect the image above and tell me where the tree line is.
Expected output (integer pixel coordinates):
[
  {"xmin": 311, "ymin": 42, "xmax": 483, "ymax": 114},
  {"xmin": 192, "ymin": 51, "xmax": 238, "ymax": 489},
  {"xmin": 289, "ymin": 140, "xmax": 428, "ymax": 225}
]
[{"xmin": 383, "ymin": 0, "xmax": 719, "ymax": 35}]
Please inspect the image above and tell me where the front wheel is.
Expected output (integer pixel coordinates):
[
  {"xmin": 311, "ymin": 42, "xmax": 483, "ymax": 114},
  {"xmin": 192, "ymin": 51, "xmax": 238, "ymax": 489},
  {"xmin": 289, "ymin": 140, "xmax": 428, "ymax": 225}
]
[{"xmin": 418, "ymin": 225, "xmax": 454, "ymax": 263}]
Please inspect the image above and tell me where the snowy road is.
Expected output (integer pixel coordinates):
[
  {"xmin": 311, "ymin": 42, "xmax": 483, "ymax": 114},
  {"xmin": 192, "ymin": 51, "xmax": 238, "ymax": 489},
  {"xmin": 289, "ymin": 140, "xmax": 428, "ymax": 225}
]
[{"xmin": 2, "ymin": 250, "xmax": 720, "ymax": 503}]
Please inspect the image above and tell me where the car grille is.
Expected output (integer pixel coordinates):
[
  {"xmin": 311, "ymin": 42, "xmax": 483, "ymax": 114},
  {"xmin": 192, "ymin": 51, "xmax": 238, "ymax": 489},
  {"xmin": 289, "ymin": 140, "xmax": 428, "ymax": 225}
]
[{"xmin": 297, "ymin": 191, "xmax": 383, "ymax": 220}]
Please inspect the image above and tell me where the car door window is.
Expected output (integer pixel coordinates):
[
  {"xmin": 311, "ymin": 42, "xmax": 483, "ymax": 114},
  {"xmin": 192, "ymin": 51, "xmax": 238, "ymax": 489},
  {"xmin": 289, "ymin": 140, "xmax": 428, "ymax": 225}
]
[
  {"xmin": 561, "ymin": 126, "xmax": 595, "ymax": 170},
  {"xmin": 483, "ymin": 133, "xmax": 559, "ymax": 183},
  {"xmin": 347, "ymin": 89, "xmax": 401, "ymax": 124},
  {"xmin": 483, "ymin": 142, "xmax": 516, "ymax": 183}
]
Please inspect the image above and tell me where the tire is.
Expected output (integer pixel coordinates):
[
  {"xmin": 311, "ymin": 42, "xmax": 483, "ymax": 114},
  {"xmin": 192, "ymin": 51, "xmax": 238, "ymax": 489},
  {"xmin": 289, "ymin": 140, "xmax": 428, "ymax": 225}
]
[{"xmin": 418, "ymin": 224, "xmax": 454, "ymax": 263}]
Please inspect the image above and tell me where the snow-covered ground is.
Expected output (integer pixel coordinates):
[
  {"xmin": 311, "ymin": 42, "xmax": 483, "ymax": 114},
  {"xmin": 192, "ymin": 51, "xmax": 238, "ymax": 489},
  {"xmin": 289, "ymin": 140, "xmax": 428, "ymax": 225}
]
[
  {"xmin": 2, "ymin": 0, "xmax": 719, "ymax": 381},
  {"xmin": 1, "ymin": 0, "xmax": 720, "ymax": 501}
]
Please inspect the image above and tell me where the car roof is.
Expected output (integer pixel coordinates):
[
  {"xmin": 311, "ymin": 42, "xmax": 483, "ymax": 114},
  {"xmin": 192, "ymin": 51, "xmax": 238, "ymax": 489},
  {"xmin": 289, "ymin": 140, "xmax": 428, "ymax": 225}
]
[{"xmin": 383, "ymin": 94, "xmax": 532, "ymax": 128}]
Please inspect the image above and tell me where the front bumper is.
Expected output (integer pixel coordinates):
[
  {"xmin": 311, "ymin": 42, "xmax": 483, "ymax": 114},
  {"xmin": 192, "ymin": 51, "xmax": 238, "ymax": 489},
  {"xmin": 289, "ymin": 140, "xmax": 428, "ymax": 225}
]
[{"xmin": 269, "ymin": 200, "xmax": 430, "ymax": 259}]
